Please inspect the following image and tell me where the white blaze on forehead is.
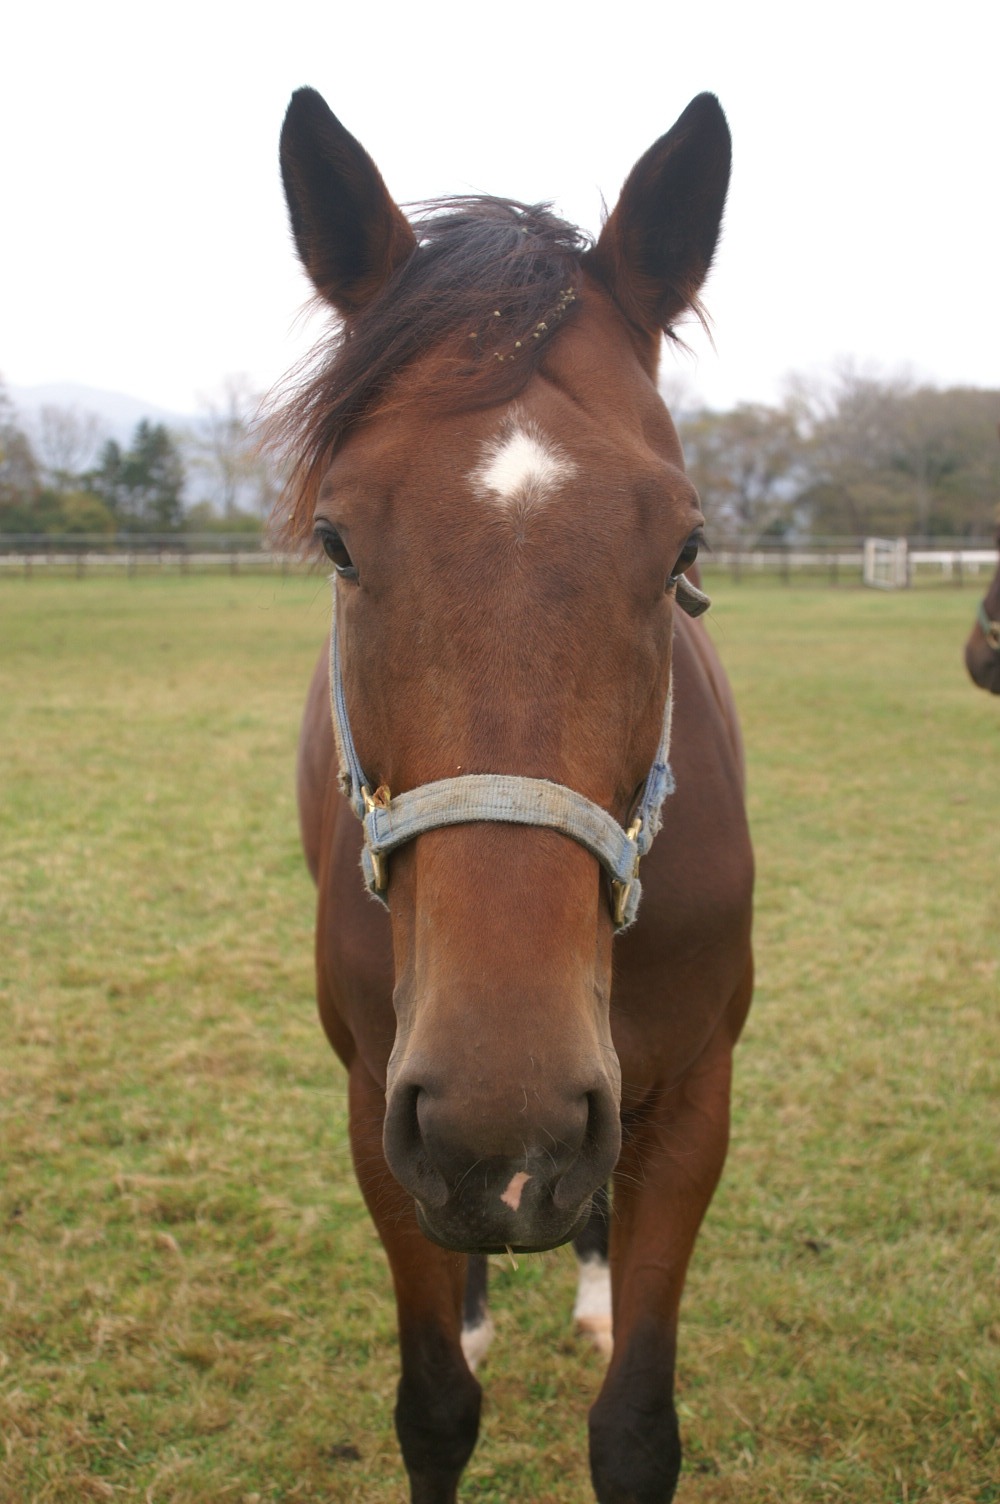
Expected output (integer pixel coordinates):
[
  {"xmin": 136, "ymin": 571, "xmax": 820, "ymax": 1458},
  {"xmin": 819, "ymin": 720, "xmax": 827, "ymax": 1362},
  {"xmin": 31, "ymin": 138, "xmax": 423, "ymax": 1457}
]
[{"xmin": 472, "ymin": 419, "xmax": 575, "ymax": 513}]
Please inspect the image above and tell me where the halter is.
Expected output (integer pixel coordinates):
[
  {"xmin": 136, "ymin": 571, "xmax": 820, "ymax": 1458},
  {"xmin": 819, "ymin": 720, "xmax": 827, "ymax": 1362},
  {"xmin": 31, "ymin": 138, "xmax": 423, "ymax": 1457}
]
[
  {"xmin": 328, "ymin": 575, "xmax": 710, "ymax": 931},
  {"xmin": 978, "ymin": 598, "xmax": 1000, "ymax": 652}
]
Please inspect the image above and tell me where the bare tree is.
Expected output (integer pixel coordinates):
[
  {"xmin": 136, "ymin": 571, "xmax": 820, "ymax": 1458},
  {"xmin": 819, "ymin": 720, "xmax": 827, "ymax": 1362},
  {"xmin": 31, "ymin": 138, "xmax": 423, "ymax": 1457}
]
[
  {"xmin": 0, "ymin": 381, "xmax": 41, "ymax": 514},
  {"xmin": 785, "ymin": 362, "xmax": 1000, "ymax": 537},
  {"xmin": 188, "ymin": 375, "xmax": 281, "ymax": 520},
  {"xmin": 681, "ymin": 402, "xmax": 804, "ymax": 544},
  {"xmin": 33, "ymin": 404, "xmax": 106, "ymax": 493}
]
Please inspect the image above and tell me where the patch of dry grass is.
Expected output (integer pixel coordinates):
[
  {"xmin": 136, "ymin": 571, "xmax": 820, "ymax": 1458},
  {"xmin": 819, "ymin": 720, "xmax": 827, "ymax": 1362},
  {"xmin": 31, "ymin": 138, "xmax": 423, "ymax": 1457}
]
[{"xmin": 1, "ymin": 575, "xmax": 997, "ymax": 1502}]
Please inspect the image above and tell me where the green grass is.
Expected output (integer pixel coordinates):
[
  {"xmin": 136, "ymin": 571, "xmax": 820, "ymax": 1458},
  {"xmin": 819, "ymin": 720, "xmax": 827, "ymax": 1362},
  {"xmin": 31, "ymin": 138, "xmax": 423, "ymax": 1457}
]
[{"xmin": 1, "ymin": 574, "xmax": 997, "ymax": 1503}]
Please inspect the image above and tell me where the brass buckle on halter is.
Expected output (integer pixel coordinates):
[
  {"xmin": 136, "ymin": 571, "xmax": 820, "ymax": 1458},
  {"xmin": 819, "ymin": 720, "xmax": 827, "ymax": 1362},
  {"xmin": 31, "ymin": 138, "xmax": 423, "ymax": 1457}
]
[
  {"xmin": 362, "ymin": 785, "xmax": 391, "ymax": 893},
  {"xmin": 611, "ymin": 816, "xmax": 643, "ymax": 928}
]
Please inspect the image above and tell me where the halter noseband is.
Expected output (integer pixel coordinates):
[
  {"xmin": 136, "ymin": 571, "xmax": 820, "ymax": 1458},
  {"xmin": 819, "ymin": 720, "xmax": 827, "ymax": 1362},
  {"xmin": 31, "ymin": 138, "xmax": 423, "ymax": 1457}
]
[{"xmin": 329, "ymin": 575, "xmax": 709, "ymax": 931}]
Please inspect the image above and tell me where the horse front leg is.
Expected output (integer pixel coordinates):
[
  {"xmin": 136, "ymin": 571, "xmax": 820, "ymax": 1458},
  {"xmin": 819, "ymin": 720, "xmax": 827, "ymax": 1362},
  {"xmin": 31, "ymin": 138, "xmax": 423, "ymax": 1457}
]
[
  {"xmin": 588, "ymin": 1030, "xmax": 737, "ymax": 1504},
  {"xmin": 348, "ymin": 1062, "xmax": 482, "ymax": 1504}
]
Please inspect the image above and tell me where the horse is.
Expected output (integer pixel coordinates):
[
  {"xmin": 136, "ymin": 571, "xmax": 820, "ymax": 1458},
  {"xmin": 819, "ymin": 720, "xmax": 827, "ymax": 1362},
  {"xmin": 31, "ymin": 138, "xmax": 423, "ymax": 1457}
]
[
  {"xmin": 273, "ymin": 86, "xmax": 754, "ymax": 1504},
  {"xmin": 965, "ymin": 517, "xmax": 1000, "ymax": 693}
]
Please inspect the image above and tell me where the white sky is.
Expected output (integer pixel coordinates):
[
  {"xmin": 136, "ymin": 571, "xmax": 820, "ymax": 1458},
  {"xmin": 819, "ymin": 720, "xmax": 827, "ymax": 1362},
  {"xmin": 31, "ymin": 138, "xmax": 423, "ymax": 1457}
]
[{"xmin": 3, "ymin": 0, "xmax": 997, "ymax": 417}]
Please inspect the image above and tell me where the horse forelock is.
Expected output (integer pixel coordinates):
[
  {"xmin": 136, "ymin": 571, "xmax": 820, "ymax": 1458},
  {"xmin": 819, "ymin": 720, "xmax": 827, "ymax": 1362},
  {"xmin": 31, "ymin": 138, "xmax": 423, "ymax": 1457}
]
[{"xmin": 267, "ymin": 198, "xmax": 591, "ymax": 549}]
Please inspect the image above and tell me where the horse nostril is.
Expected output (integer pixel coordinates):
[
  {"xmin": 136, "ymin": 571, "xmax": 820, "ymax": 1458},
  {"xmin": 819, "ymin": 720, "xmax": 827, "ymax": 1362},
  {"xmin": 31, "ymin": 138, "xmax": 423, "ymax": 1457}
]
[
  {"xmin": 384, "ymin": 1071, "xmax": 620, "ymax": 1223},
  {"xmin": 382, "ymin": 1083, "xmax": 449, "ymax": 1209},
  {"xmin": 552, "ymin": 1086, "xmax": 621, "ymax": 1211}
]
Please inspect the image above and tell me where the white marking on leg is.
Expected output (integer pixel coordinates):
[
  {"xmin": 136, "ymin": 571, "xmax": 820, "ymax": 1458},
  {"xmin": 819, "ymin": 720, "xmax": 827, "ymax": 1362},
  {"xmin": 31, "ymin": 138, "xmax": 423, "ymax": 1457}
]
[
  {"xmin": 471, "ymin": 417, "xmax": 575, "ymax": 516},
  {"xmin": 573, "ymin": 1253, "xmax": 613, "ymax": 1357},
  {"xmin": 500, "ymin": 1170, "xmax": 532, "ymax": 1212},
  {"xmin": 461, "ymin": 1310, "xmax": 495, "ymax": 1372}
]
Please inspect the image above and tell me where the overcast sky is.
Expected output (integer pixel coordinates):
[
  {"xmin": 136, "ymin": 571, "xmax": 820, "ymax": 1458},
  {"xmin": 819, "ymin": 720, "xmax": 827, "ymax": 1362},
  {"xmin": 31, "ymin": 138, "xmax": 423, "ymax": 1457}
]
[{"xmin": 3, "ymin": 0, "xmax": 997, "ymax": 419}]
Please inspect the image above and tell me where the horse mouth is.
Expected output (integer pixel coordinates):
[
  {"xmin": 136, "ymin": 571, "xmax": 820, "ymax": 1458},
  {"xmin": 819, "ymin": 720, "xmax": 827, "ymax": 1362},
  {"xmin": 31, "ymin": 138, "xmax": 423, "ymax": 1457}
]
[{"xmin": 413, "ymin": 1192, "xmax": 593, "ymax": 1256}]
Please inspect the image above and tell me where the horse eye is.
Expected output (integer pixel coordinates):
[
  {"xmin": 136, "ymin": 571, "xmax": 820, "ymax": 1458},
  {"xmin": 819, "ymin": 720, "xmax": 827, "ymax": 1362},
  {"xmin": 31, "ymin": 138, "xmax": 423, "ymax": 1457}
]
[
  {"xmin": 667, "ymin": 529, "xmax": 704, "ymax": 588},
  {"xmin": 315, "ymin": 524, "xmax": 357, "ymax": 579}
]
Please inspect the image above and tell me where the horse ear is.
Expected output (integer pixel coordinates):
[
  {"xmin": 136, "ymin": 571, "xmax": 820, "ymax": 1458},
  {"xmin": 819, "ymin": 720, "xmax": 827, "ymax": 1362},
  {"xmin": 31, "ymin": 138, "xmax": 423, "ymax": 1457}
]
[
  {"xmin": 589, "ymin": 94, "xmax": 731, "ymax": 336},
  {"xmin": 280, "ymin": 88, "xmax": 417, "ymax": 314}
]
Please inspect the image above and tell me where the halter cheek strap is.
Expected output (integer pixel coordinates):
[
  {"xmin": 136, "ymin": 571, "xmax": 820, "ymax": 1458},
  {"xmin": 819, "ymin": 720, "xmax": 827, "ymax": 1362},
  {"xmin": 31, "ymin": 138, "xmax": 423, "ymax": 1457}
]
[{"xmin": 329, "ymin": 586, "xmax": 692, "ymax": 931}]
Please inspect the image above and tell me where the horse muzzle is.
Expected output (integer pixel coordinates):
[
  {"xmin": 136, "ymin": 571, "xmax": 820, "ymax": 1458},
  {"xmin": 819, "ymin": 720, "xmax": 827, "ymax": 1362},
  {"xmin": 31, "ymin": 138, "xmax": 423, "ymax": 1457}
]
[{"xmin": 382, "ymin": 1072, "xmax": 622, "ymax": 1254}]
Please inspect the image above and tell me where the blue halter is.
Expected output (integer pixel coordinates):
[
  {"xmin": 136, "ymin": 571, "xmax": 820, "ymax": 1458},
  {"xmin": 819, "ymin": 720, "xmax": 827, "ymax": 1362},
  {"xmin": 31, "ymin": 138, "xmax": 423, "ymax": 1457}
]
[{"xmin": 329, "ymin": 575, "xmax": 708, "ymax": 929}]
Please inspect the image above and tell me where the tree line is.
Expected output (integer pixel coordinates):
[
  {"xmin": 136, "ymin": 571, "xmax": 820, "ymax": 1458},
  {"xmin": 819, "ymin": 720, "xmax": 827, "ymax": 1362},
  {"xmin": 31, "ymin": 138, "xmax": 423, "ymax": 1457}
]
[
  {"xmin": 2, "ymin": 366, "xmax": 997, "ymax": 542},
  {"xmin": 676, "ymin": 365, "xmax": 1000, "ymax": 544},
  {"xmin": 0, "ymin": 377, "xmax": 278, "ymax": 537}
]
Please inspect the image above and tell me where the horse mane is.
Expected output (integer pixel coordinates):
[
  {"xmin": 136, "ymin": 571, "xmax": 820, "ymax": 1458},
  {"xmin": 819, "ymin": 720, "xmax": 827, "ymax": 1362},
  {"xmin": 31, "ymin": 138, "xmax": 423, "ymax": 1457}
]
[{"xmin": 267, "ymin": 197, "xmax": 591, "ymax": 549}]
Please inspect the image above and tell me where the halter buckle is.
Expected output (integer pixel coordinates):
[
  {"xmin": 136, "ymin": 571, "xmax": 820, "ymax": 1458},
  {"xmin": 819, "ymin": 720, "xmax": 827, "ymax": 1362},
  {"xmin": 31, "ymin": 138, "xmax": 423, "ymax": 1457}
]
[
  {"xmin": 611, "ymin": 816, "xmax": 643, "ymax": 928},
  {"xmin": 362, "ymin": 785, "xmax": 391, "ymax": 892}
]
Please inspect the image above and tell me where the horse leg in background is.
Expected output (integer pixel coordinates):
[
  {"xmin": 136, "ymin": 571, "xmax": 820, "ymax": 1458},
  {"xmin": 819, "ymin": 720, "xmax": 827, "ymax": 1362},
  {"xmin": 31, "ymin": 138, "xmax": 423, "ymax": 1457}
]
[
  {"xmin": 460, "ymin": 1188, "xmax": 612, "ymax": 1378},
  {"xmin": 461, "ymin": 1256, "xmax": 494, "ymax": 1371},
  {"xmin": 573, "ymin": 1184, "xmax": 614, "ymax": 1356},
  {"xmin": 348, "ymin": 1063, "xmax": 482, "ymax": 1504},
  {"xmin": 589, "ymin": 993, "xmax": 749, "ymax": 1503}
]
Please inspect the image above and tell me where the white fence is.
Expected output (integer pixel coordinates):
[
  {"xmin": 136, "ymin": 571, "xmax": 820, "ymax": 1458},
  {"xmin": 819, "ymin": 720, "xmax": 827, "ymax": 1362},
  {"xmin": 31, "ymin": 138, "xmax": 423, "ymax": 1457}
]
[
  {"xmin": 909, "ymin": 549, "xmax": 997, "ymax": 578},
  {"xmin": 0, "ymin": 548, "xmax": 301, "ymax": 577},
  {"xmin": 0, "ymin": 539, "xmax": 996, "ymax": 585},
  {"xmin": 705, "ymin": 545, "xmax": 996, "ymax": 586}
]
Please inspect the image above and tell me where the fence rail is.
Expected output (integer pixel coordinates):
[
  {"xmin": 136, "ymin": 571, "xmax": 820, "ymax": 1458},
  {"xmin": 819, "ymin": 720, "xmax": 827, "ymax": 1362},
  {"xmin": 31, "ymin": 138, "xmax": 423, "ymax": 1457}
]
[
  {"xmin": 703, "ymin": 546, "xmax": 997, "ymax": 586},
  {"xmin": 0, "ymin": 549, "xmax": 300, "ymax": 577},
  {"xmin": 1, "ymin": 536, "xmax": 996, "ymax": 585}
]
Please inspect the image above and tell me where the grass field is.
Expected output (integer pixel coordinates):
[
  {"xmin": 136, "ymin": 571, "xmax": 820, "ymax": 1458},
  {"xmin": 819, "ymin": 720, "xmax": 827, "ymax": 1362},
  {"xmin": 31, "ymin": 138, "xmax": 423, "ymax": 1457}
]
[{"xmin": 1, "ymin": 573, "xmax": 997, "ymax": 1504}]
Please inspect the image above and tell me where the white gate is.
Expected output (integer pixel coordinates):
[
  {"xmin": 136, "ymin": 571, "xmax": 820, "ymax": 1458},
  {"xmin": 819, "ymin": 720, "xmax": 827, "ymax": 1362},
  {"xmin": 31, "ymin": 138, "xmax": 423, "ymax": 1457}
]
[{"xmin": 863, "ymin": 537, "xmax": 910, "ymax": 589}]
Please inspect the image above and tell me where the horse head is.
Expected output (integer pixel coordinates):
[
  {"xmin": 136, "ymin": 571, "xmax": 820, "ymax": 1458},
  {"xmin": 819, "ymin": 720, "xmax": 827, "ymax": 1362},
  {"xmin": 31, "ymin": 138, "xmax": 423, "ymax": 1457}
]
[{"xmin": 277, "ymin": 89, "xmax": 731, "ymax": 1252}]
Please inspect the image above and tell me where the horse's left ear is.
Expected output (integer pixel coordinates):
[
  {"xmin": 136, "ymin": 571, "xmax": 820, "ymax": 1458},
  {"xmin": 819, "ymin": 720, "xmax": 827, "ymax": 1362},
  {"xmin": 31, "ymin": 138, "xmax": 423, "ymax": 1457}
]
[
  {"xmin": 589, "ymin": 94, "xmax": 731, "ymax": 336},
  {"xmin": 280, "ymin": 87, "xmax": 417, "ymax": 313}
]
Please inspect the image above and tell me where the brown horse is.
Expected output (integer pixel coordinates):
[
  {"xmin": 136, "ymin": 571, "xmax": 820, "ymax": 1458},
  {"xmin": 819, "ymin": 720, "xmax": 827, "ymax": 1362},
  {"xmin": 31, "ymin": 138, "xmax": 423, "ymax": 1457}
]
[
  {"xmin": 274, "ymin": 87, "xmax": 754, "ymax": 1503},
  {"xmin": 965, "ymin": 519, "xmax": 1000, "ymax": 693}
]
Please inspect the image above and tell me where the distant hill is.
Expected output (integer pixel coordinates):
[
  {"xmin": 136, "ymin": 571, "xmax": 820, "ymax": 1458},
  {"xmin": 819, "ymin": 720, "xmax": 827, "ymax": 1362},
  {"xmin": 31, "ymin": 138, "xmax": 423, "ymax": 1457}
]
[{"xmin": 10, "ymin": 382, "xmax": 194, "ymax": 454}]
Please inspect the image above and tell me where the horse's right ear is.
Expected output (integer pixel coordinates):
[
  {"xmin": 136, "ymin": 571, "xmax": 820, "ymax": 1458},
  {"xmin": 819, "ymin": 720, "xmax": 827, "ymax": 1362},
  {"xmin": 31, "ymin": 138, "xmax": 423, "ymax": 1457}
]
[{"xmin": 280, "ymin": 88, "xmax": 417, "ymax": 314}]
